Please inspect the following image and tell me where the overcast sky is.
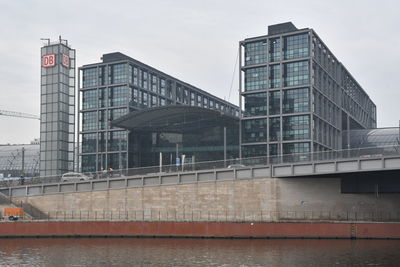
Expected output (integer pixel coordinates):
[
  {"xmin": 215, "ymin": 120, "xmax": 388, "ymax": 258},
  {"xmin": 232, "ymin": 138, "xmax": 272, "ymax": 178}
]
[{"xmin": 0, "ymin": 0, "xmax": 399, "ymax": 144}]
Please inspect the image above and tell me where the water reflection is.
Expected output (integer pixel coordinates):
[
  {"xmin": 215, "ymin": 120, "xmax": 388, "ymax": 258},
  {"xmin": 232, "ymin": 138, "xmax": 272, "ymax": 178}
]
[{"xmin": 0, "ymin": 238, "xmax": 399, "ymax": 266}]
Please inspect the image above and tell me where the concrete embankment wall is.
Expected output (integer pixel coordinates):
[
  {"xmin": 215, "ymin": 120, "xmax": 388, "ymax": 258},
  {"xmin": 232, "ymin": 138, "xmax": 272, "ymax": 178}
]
[
  {"xmin": 11, "ymin": 178, "xmax": 400, "ymax": 220},
  {"xmin": 0, "ymin": 221, "xmax": 399, "ymax": 239}
]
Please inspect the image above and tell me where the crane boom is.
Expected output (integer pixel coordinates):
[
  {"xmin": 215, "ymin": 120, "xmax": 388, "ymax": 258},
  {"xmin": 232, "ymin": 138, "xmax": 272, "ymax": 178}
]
[{"xmin": 0, "ymin": 109, "xmax": 40, "ymax": 120}]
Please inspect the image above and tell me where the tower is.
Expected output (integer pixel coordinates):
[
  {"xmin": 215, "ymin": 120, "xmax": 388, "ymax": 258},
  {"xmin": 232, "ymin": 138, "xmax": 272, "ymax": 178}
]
[{"xmin": 40, "ymin": 37, "xmax": 75, "ymax": 176}]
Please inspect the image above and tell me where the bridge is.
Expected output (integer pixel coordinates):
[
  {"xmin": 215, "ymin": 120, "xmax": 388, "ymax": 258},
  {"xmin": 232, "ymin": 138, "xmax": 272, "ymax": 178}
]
[{"xmin": 1, "ymin": 145, "xmax": 399, "ymax": 198}]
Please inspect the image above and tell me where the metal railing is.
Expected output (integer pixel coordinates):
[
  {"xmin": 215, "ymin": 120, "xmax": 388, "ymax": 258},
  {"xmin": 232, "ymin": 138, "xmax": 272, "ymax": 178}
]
[
  {"xmin": 2, "ymin": 208, "xmax": 399, "ymax": 223},
  {"xmin": 1, "ymin": 145, "xmax": 399, "ymax": 188}
]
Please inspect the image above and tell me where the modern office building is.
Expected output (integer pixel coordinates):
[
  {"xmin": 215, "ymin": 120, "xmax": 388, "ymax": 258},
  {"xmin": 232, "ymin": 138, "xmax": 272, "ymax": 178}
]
[
  {"xmin": 40, "ymin": 37, "xmax": 76, "ymax": 176},
  {"xmin": 239, "ymin": 22, "xmax": 377, "ymax": 158},
  {"xmin": 79, "ymin": 53, "xmax": 239, "ymax": 172}
]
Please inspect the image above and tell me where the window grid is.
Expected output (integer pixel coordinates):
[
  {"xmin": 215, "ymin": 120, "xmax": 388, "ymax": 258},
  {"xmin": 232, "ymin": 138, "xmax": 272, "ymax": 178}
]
[
  {"xmin": 242, "ymin": 119, "xmax": 267, "ymax": 143},
  {"xmin": 245, "ymin": 41, "xmax": 268, "ymax": 66},
  {"xmin": 283, "ymin": 115, "xmax": 310, "ymax": 140},
  {"xmin": 283, "ymin": 88, "xmax": 309, "ymax": 113},
  {"xmin": 284, "ymin": 34, "xmax": 309, "ymax": 60},
  {"xmin": 245, "ymin": 67, "xmax": 268, "ymax": 91},
  {"xmin": 284, "ymin": 61, "xmax": 309, "ymax": 87}
]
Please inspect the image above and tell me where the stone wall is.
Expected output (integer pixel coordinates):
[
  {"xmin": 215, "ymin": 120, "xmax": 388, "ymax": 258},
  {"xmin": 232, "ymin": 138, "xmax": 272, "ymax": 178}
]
[{"xmin": 12, "ymin": 178, "xmax": 400, "ymax": 221}]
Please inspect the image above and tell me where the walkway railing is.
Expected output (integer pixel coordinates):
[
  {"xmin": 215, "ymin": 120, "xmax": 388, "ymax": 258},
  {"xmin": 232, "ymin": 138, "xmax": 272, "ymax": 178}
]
[{"xmin": 1, "ymin": 145, "xmax": 399, "ymax": 188}]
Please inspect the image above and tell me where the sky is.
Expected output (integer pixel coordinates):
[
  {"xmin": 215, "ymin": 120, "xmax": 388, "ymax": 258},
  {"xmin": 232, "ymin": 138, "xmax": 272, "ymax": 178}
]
[{"xmin": 0, "ymin": 0, "xmax": 399, "ymax": 144}]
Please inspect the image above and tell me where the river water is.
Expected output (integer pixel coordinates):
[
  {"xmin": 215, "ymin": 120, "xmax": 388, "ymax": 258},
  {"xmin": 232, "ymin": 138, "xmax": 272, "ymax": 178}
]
[{"xmin": 0, "ymin": 238, "xmax": 399, "ymax": 266}]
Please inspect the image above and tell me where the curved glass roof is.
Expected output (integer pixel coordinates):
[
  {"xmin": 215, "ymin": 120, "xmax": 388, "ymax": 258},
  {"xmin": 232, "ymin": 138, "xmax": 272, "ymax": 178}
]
[
  {"xmin": 0, "ymin": 144, "xmax": 39, "ymax": 177},
  {"xmin": 111, "ymin": 105, "xmax": 238, "ymax": 133},
  {"xmin": 345, "ymin": 127, "xmax": 400, "ymax": 148}
]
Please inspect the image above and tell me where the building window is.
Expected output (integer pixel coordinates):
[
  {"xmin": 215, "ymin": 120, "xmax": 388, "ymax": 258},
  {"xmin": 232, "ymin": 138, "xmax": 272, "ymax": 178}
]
[
  {"xmin": 190, "ymin": 92, "xmax": 195, "ymax": 106},
  {"xmin": 176, "ymin": 85, "xmax": 182, "ymax": 102},
  {"xmin": 160, "ymin": 78, "xmax": 166, "ymax": 96},
  {"xmin": 245, "ymin": 67, "xmax": 268, "ymax": 91},
  {"xmin": 284, "ymin": 33, "xmax": 309, "ymax": 60},
  {"xmin": 108, "ymin": 108, "xmax": 127, "ymax": 127},
  {"xmin": 282, "ymin": 88, "xmax": 309, "ymax": 113},
  {"xmin": 242, "ymin": 145, "xmax": 267, "ymax": 158},
  {"xmin": 183, "ymin": 89, "xmax": 189, "ymax": 105},
  {"xmin": 151, "ymin": 94, "xmax": 157, "ymax": 107},
  {"xmin": 269, "ymin": 117, "xmax": 280, "ymax": 141},
  {"xmin": 151, "ymin": 74, "xmax": 158, "ymax": 93},
  {"xmin": 109, "ymin": 86, "xmax": 128, "ymax": 107},
  {"xmin": 111, "ymin": 64, "xmax": 127, "ymax": 84},
  {"xmin": 284, "ymin": 61, "xmax": 309, "ymax": 87},
  {"xmin": 269, "ymin": 38, "xmax": 281, "ymax": 62},
  {"xmin": 244, "ymin": 93, "xmax": 267, "ymax": 117},
  {"xmin": 242, "ymin": 119, "xmax": 267, "ymax": 143},
  {"xmin": 269, "ymin": 64, "xmax": 281, "ymax": 89},
  {"xmin": 82, "ymin": 133, "xmax": 97, "ymax": 153},
  {"xmin": 244, "ymin": 40, "xmax": 267, "ymax": 66},
  {"xmin": 282, "ymin": 115, "xmax": 310, "ymax": 140},
  {"xmin": 269, "ymin": 90, "xmax": 280, "ymax": 115},
  {"xmin": 283, "ymin": 142, "xmax": 310, "ymax": 154},
  {"xmin": 269, "ymin": 144, "xmax": 280, "ymax": 156},
  {"xmin": 82, "ymin": 155, "xmax": 96, "ymax": 172},
  {"xmin": 142, "ymin": 70, "xmax": 148, "ymax": 89},
  {"xmin": 82, "ymin": 111, "xmax": 97, "ymax": 131},
  {"xmin": 142, "ymin": 91, "xmax": 148, "ymax": 107},
  {"xmin": 133, "ymin": 66, "xmax": 139, "ymax": 86},
  {"xmin": 82, "ymin": 68, "xmax": 97, "ymax": 88},
  {"xmin": 197, "ymin": 95, "xmax": 202, "ymax": 107},
  {"xmin": 107, "ymin": 131, "xmax": 127, "ymax": 152},
  {"xmin": 82, "ymin": 89, "xmax": 97, "ymax": 110}
]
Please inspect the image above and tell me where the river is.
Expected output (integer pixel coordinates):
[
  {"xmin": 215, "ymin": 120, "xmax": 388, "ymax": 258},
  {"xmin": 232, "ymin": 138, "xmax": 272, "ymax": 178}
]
[{"xmin": 0, "ymin": 238, "xmax": 399, "ymax": 266}]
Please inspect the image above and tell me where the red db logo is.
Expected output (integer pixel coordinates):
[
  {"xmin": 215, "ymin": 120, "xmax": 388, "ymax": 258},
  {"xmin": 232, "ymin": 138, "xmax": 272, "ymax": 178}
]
[{"xmin": 42, "ymin": 54, "xmax": 56, "ymax": 68}]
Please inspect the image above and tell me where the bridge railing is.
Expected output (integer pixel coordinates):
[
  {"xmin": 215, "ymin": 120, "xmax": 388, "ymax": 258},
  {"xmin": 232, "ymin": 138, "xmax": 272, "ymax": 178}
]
[{"xmin": 1, "ymin": 145, "xmax": 399, "ymax": 188}]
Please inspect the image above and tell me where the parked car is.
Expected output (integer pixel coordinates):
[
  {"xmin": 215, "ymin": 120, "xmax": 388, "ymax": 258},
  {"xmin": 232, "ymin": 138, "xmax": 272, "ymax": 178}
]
[
  {"xmin": 227, "ymin": 164, "xmax": 246, "ymax": 169},
  {"xmin": 61, "ymin": 172, "xmax": 91, "ymax": 182}
]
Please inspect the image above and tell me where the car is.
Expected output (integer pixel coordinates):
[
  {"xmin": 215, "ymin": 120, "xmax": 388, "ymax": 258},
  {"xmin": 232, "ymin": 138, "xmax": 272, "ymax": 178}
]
[
  {"xmin": 227, "ymin": 164, "xmax": 246, "ymax": 169},
  {"xmin": 61, "ymin": 172, "xmax": 91, "ymax": 182}
]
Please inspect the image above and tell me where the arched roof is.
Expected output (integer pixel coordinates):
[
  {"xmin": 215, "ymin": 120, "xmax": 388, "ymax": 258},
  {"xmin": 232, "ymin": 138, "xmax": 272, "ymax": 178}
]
[
  {"xmin": 347, "ymin": 127, "xmax": 400, "ymax": 148},
  {"xmin": 111, "ymin": 105, "xmax": 239, "ymax": 133}
]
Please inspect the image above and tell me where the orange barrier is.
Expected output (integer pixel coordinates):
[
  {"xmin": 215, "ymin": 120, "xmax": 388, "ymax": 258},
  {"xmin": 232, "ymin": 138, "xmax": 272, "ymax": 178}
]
[
  {"xmin": 3, "ymin": 207, "xmax": 24, "ymax": 217},
  {"xmin": 0, "ymin": 221, "xmax": 399, "ymax": 239}
]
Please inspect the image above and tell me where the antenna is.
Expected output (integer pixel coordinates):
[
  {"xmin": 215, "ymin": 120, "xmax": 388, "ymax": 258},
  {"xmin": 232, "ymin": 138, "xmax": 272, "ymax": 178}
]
[{"xmin": 40, "ymin": 38, "xmax": 50, "ymax": 45}]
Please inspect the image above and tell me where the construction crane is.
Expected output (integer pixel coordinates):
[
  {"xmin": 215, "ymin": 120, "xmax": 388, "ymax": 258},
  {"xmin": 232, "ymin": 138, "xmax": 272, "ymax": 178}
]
[{"xmin": 0, "ymin": 110, "xmax": 40, "ymax": 120}]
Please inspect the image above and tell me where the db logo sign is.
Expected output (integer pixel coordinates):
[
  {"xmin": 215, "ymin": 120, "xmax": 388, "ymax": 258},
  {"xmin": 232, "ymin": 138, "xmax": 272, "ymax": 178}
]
[
  {"xmin": 62, "ymin": 54, "xmax": 70, "ymax": 68},
  {"xmin": 42, "ymin": 54, "xmax": 56, "ymax": 68}
]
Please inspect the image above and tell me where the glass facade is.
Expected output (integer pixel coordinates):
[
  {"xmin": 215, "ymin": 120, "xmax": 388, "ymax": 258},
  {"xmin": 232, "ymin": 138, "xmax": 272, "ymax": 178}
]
[
  {"xmin": 244, "ymin": 41, "xmax": 268, "ymax": 66},
  {"xmin": 283, "ymin": 61, "xmax": 309, "ymax": 87},
  {"xmin": 282, "ymin": 88, "xmax": 309, "ymax": 113},
  {"xmin": 242, "ymin": 119, "xmax": 267, "ymax": 143},
  {"xmin": 40, "ymin": 40, "xmax": 75, "ymax": 176},
  {"xmin": 80, "ymin": 53, "xmax": 239, "ymax": 172},
  {"xmin": 240, "ymin": 23, "xmax": 377, "ymax": 159},
  {"xmin": 244, "ymin": 67, "xmax": 268, "ymax": 91},
  {"xmin": 244, "ymin": 93, "xmax": 267, "ymax": 117},
  {"xmin": 283, "ymin": 33, "xmax": 309, "ymax": 60}
]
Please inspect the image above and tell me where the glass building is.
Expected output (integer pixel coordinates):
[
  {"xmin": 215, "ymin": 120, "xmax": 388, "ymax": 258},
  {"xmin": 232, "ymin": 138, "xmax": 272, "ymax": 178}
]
[
  {"xmin": 239, "ymin": 22, "xmax": 377, "ymax": 158},
  {"xmin": 40, "ymin": 38, "xmax": 75, "ymax": 176},
  {"xmin": 79, "ymin": 53, "xmax": 239, "ymax": 172}
]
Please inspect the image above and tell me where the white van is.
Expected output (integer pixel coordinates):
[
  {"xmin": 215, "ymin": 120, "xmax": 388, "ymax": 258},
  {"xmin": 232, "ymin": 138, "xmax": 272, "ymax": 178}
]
[{"xmin": 61, "ymin": 172, "xmax": 91, "ymax": 182}]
